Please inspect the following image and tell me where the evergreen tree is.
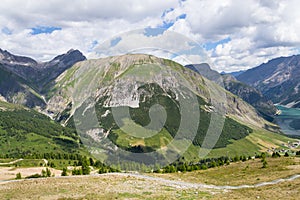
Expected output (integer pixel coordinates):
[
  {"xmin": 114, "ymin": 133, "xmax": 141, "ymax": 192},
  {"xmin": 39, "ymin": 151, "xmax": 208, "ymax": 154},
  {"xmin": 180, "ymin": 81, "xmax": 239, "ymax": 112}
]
[
  {"xmin": 41, "ymin": 169, "xmax": 47, "ymax": 177},
  {"xmin": 284, "ymin": 152, "xmax": 289, "ymax": 157},
  {"xmin": 61, "ymin": 168, "xmax": 68, "ymax": 176},
  {"xmin": 72, "ymin": 168, "xmax": 82, "ymax": 175},
  {"xmin": 46, "ymin": 168, "xmax": 52, "ymax": 177},
  {"xmin": 81, "ymin": 158, "xmax": 90, "ymax": 175},
  {"xmin": 89, "ymin": 158, "xmax": 94, "ymax": 166}
]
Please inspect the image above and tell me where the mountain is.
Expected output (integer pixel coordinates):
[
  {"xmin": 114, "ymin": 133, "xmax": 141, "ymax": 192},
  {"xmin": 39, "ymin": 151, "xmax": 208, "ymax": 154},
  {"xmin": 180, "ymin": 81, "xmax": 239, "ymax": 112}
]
[
  {"xmin": 237, "ymin": 55, "xmax": 300, "ymax": 108},
  {"xmin": 0, "ymin": 66, "xmax": 46, "ymax": 108},
  {"xmin": 222, "ymin": 74, "xmax": 278, "ymax": 122},
  {"xmin": 0, "ymin": 51, "xmax": 292, "ymax": 163},
  {"xmin": 0, "ymin": 48, "xmax": 86, "ymax": 89},
  {"xmin": 44, "ymin": 54, "xmax": 285, "ymax": 164},
  {"xmin": 48, "ymin": 56, "xmax": 267, "ymax": 128},
  {"xmin": 0, "ymin": 48, "xmax": 86, "ymax": 108},
  {"xmin": 186, "ymin": 63, "xmax": 221, "ymax": 83},
  {"xmin": 37, "ymin": 49, "xmax": 87, "ymax": 91},
  {"xmin": 185, "ymin": 64, "xmax": 278, "ymax": 122},
  {"xmin": 221, "ymin": 70, "xmax": 246, "ymax": 77},
  {"xmin": 0, "ymin": 100, "xmax": 85, "ymax": 158}
]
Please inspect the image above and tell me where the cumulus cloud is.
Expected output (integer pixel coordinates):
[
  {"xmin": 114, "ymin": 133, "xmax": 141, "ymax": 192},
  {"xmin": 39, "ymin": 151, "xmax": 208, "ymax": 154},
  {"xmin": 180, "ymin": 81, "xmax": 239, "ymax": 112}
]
[
  {"xmin": 0, "ymin": 0, "xmax": 177, "ymax": 60},
  {"xmin": 0, "ymin": 0, "xmax": 299, "ymax": 72}
]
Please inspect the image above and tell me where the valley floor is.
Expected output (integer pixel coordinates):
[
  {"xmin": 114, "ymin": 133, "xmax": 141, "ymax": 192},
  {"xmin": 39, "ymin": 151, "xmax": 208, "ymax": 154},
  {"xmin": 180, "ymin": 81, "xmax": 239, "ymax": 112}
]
[{"xmin": 0, "ymin": 157, "xmax": 299, "ymax": 199}]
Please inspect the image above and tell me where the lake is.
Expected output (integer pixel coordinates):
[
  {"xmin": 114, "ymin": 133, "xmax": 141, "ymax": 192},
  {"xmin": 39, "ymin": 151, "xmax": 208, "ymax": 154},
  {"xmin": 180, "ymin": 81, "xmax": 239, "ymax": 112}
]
[{"xmin": 275, "ymin": 105, "xmax": 300, "ymax": 136}]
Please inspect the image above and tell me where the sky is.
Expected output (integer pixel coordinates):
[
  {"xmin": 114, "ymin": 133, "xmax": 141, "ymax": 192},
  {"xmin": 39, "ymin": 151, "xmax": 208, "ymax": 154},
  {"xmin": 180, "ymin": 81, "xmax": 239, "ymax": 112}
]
[{"xmin": 1, "ymin": 0, "xmax": 300, "ymax": 72}]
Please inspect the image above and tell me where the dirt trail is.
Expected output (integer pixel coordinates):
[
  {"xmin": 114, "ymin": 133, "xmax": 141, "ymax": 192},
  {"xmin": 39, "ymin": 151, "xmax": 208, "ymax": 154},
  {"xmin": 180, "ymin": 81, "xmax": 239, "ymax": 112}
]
[
  {"xmin": 107, "ymin": 173, "xmax": 300, "ymax": 190},
  {"xmin": 0, "ymin": 171, "xmax": 299, "ymax": 190},
  {"xmin": 0, "ymin": 159, "xmax": 23, "ymax": 165}
]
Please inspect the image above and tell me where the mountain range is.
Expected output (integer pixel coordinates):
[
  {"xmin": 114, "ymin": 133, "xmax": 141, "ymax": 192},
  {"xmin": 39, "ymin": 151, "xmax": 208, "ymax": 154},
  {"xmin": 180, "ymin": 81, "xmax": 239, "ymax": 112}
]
[
  {"xmin": 0, "ymin": 48, "xmax": 86, "ymax": 108},
  {"xmin": 0, "ymin": 48, "xmax": 296, "ymax": 161},
  {"xmin": 237, "ymin": 55, "xmax": 300, "ymax": 108},
  {"xmin": 185, "ymin": 64, "xmax": 278, "ymax": 122}
]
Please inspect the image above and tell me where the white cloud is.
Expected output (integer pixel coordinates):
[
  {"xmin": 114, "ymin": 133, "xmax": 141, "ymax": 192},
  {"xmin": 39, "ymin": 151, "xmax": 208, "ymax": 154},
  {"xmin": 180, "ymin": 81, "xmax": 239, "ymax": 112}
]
[
  {"xmin": 0, "ymin": 0, "xmax": 177, "ymax": 60},
  {"xmin": 0, "ymin": 0, "xmax": 300, "ymax": 72}
]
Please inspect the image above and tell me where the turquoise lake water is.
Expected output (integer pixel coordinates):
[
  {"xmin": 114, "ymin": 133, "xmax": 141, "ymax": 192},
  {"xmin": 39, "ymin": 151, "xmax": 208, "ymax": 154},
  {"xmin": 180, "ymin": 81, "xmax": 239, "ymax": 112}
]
[{"xmin": 275, "ymin": 105, "xmax": 300, "ymax": 136}]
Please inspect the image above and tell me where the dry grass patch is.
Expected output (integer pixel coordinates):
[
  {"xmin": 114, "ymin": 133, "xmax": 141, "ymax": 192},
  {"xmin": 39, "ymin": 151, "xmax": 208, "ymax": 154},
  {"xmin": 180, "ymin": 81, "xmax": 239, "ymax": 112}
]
[
  {"xmin": 212, "ymin": 177, "xmax": 300, "ymax": 200},
  {"xmin": 0, "ymin": 175, "xmax": 212, "ymax": 200},
  {"xmin": 0, "ymin": 167, "xmax": 62, "ymax": 181},
  {"xmin": 151, "ymin": 157, "xmax": 300, "ymax": 186}
]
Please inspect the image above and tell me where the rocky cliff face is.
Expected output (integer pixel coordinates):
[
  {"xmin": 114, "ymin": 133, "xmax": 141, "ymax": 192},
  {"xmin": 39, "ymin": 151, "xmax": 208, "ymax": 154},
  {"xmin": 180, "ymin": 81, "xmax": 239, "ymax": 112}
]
[{"xmin": 237, "ymin": 55, "xmax": 300, "ymax": 108}]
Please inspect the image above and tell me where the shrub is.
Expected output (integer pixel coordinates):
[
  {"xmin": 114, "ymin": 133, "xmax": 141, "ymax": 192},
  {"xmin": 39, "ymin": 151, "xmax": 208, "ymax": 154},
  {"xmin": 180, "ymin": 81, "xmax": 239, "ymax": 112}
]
[
  {"xmin": 26, "ymin": 174, "xmax": 42, "ymax": 179},
  {"xmin": 262, "ymin": 160, "xmax": 268, "ymax": 168},
  {"xmin": 15, "ymin": 172, "xmax": 22, "ymax": 179}
]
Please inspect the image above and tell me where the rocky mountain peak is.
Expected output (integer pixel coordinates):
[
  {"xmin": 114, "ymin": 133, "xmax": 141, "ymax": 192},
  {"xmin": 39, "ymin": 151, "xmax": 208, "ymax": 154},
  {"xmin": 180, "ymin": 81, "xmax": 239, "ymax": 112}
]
[
  {"xmin": 0, "ymin": 48, "xmax": 37, "ymax": 66},
  {"xmin": 50, "ymin": 49, "xmax": 86, "ymax": 64},
  {"xmin": 185, "ymin": 63, "xmax": 221, "ymax": 84},
  {"xmin": 0, "ymin": 48, "xmax": 87, "ymax": 108}
]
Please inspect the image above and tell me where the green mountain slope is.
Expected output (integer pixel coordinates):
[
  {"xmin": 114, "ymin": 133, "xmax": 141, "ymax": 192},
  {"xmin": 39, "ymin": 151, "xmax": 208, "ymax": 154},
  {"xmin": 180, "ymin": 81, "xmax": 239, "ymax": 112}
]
[{"xmin": 0, "ymin": 101, "xmax": 85, "ymax": 158}]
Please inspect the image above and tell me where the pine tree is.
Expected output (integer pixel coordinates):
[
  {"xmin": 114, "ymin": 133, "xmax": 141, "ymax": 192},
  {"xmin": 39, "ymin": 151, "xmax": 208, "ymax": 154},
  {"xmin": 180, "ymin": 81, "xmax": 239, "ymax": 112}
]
[
  {"xmin": 46, "ymin": 168, "xmax": 51, "ymax": 177},
  {"xmin": 81, "ymin": 158, "xmax": 90, "ymax": 175},
  {"xmin": 284, "ymin": 152, "xmax": 289, "ymax": 157},
  {"xmin": 61, "ymin": 168, "xmax": 68, "ymax": 176}
]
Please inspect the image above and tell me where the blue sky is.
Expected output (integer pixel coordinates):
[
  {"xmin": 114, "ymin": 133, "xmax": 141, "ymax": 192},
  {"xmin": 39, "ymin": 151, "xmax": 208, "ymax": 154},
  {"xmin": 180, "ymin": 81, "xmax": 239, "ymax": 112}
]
[
  {"xmin": 110, "ymin": 37, "xmax": 121, "ymax": 47},
  {"xmin": 204, "ymin": 37, "xmax": 231, "ymax": 51},
  {"xmin": 0, "ymin": 0, "xmax": 300, "ymax": 72},
  {"xmin": 2, "ymin": 27, "xmax": 12, "ymax": 35},
  {"xmin": 31, "ymin": 26, "xmax": 62, "ymax": 35}
]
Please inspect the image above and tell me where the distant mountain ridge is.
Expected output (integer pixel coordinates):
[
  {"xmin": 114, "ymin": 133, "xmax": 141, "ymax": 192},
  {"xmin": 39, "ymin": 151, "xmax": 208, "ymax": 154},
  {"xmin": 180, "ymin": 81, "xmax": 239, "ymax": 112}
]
[
  {"xmin": 237, "ymin": 55, "xmax": 300, "ymax": 108},
  {"xmin": 0, "ymin": 48, "xmax": 86, "ymax": 89},
  {"xmin": 185, "ymin": 64, "xmax": 278, "ymax": 122},
  {"xmin": 221, "ymin": 70, "xmax": 246, "ymax": 77},
  {"xmin": 0, "ymin": 49, "xmax": 37, "ymax": 66},
  {"xmin": 0, "ymin": 48, "xmax": 86, "ymax": 108}
]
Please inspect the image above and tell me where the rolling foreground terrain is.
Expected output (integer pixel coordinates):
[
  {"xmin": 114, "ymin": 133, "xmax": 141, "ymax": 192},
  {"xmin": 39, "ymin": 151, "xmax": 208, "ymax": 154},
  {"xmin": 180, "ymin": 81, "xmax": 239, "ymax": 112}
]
[{"xmin": 0, "ymin": 156, "xmax": 299, "ymax": 199}]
